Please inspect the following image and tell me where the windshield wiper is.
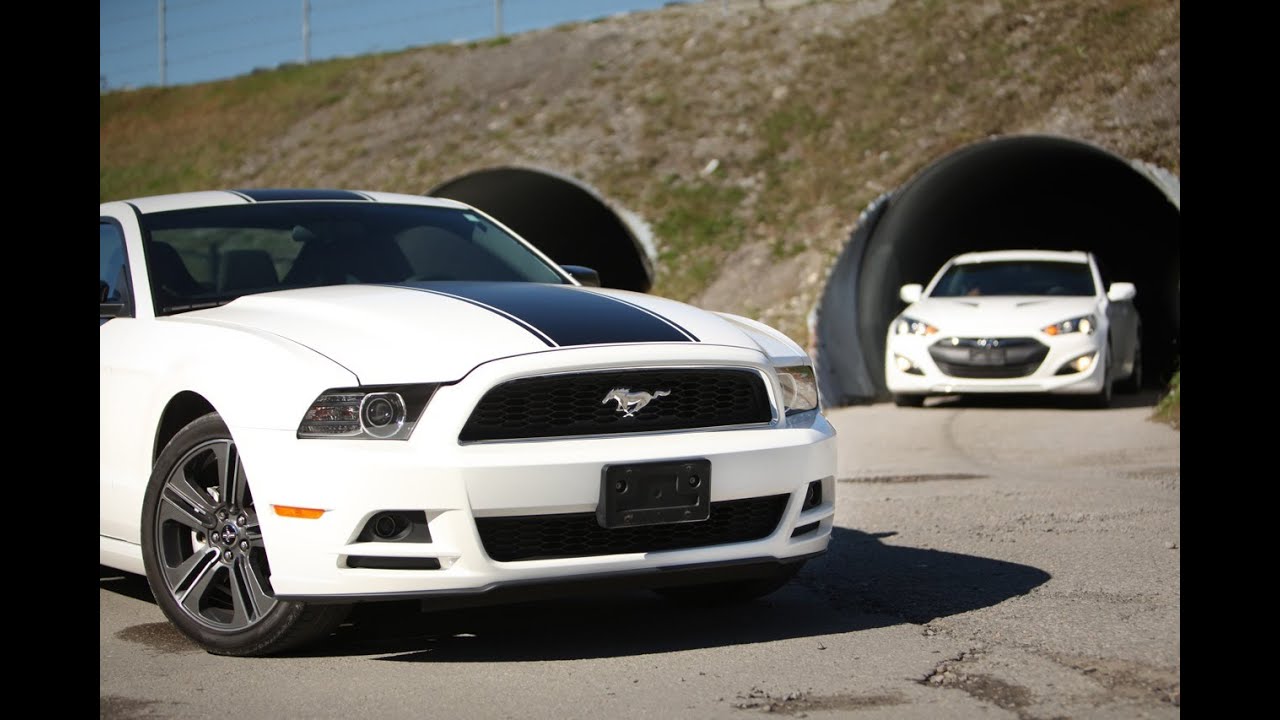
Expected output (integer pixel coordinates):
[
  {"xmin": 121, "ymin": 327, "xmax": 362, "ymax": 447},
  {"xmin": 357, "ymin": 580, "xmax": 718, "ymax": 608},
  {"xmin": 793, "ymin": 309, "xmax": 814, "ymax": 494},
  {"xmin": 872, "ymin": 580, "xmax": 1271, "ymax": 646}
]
[{"xmin": 164, "ymin": 299, "xmax": 233, "ymax": 314}]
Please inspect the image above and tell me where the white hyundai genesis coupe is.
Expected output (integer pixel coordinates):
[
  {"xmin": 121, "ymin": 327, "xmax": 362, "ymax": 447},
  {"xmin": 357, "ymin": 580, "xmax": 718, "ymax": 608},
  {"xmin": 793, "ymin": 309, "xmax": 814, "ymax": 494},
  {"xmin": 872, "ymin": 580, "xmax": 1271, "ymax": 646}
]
[
  {"xmin": 884, "ymin": 249, "xmax": 1141, "ymax": 408},
  {"xmin": 99, "ymin": 189, "xmax": 836, "ymax": 656}
]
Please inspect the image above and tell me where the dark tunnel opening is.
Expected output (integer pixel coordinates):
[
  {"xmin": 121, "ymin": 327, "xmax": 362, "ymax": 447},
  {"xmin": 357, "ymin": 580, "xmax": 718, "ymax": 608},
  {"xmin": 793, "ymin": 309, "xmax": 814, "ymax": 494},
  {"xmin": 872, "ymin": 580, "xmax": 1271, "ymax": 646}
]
[
  {"xmin": 817, "ymin": 135, "xmax": 1180, "ymax": 405},
  {"xmin": 430, "ymin": 167, "xmax": 654, "ymax": 292}
]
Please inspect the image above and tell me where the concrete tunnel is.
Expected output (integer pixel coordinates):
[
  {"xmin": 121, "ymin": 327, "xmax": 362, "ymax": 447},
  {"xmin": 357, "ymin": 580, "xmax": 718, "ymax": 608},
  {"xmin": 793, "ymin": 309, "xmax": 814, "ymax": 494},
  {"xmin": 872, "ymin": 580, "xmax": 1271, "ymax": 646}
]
[{"xmin": 428, "ymin": 135, "xmax": 1180, "ymax": 407}]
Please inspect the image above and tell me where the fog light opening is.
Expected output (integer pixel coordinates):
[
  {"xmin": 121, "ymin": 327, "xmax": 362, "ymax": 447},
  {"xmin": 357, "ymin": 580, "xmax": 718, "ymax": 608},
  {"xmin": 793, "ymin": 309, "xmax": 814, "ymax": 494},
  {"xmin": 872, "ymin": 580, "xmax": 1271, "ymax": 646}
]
[
  {"xmin": 894, "ymin": 354, "xmax": 925, "ymax": 376},
  {"xmin": 357, "ymin": 510, "xmax": 432, "ymax": 543},
  {"xmin": 371, "ymin": 512, "xmax": 411, "ymax": 541},
  {"xmin": 1056, "ymin": 352, "xmax": 1097, "ymax": 375},
  {"xmin": 802, "ymin": 480, "xmax": 823, "ymax": 511}
]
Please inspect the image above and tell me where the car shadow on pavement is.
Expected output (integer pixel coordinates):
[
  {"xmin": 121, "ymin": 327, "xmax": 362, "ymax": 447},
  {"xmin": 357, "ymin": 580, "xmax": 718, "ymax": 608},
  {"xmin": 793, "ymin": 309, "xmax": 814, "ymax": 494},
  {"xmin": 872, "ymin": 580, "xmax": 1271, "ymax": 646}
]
[
  {"xmin": 100, "ymin": 529, "xmax": 1050, "ymax": 660},
  {"xmin": 304, "ymin": 527, "xmax": 1050, "ymax": 661},
  {"xmin": 924, "ymin": 388, "xmax": 1161, "ymax": 410}
]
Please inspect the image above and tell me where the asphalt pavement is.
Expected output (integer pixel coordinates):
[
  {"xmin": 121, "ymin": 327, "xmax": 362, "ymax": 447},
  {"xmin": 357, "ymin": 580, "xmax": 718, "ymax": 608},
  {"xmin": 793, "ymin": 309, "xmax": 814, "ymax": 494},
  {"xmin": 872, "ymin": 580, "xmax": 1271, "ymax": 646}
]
[{"xmin": 101, "ymin": 391, "xmax": 1179, "ymax": 719}]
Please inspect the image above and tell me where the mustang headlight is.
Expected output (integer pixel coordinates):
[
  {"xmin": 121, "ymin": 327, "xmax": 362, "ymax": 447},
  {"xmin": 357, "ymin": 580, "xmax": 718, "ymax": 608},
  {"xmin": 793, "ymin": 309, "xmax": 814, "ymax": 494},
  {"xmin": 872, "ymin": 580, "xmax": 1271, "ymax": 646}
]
[
  {"xmin": 893, "ymin": 316, "xmax": 938, "ymax": 337},
  {"xmin": 1042, "ymin": 314, "xmax": 1097, "ymax": 336},
  {"xmin": 777, "ymin": 365, "xmax": 819, "ymax": 416},
  {"xmin": 298, "ymin": 384, "xmax": 438, "ymax": 440}
]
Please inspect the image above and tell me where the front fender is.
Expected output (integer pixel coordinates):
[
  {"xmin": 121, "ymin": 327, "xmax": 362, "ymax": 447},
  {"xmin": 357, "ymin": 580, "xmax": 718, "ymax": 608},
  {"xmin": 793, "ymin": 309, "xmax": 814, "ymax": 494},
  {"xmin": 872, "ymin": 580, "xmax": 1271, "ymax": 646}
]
[{"xmin": 100, "ymin": 316, "xmax": 357, "ymax": 544}]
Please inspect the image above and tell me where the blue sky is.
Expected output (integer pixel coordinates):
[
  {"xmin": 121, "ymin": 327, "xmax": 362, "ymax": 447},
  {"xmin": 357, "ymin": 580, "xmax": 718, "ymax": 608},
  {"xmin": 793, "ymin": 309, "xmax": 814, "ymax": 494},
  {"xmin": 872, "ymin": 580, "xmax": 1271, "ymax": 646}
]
[{"xmin": 100, "ymin": 0, "xmax": 684, "ymax": 90}]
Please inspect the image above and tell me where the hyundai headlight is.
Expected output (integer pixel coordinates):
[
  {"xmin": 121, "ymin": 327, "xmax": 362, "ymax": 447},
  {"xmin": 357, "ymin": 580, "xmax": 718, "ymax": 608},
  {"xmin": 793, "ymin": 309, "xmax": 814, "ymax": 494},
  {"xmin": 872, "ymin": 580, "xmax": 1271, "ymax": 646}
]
[
  {"xmin": 298, "ymin": 384, "xmax": 438, "ymax": 440},
  {"xmin": 894, "ymin": 317, "xmax": 938, "ymax": 336},
  {"xmin": 777, "ymin": 365, "xmax": 819, "ymax": 416},
  {"xmin": 1042, "ymin": 314, "xmax": 1097, "ymax": 336}
]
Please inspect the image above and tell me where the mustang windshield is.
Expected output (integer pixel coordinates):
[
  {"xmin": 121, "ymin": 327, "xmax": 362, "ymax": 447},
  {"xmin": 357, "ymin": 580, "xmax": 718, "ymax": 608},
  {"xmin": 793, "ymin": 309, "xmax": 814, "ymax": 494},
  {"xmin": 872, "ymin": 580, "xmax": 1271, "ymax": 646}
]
[
  {"xmin": 141, "ymin": 202, "xmax": 569, "ymax": 315},
  {"xmin": 929, "ymin": 260, "xmax": 1096, "ymax": 298}
]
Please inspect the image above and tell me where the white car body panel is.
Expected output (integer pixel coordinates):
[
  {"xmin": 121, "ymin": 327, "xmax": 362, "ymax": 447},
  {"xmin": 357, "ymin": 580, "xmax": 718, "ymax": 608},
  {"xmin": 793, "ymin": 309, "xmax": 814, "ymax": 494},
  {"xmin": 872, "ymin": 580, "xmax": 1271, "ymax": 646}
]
[
  {"xmin": 100, "ymin": 190, "xmax": 836, "ymax": 607},
  {"xmin": 885, "ymin": 249, "xmax": 1140, "ymax": 398}
]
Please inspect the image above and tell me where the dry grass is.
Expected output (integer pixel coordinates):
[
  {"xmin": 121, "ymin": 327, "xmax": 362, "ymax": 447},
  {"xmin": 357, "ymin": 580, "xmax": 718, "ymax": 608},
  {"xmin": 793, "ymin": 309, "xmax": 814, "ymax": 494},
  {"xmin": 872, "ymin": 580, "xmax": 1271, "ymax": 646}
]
[{"xmin": 1151, "ymin": 370, "xmax": 1179, "ymax": 429}]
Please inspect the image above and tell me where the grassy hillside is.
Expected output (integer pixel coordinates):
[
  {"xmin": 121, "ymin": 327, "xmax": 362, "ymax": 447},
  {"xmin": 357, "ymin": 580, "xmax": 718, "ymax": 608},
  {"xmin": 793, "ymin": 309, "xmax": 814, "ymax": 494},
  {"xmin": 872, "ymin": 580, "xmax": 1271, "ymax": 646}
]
[
  {"xmin": 1152, "ymin": 370, "xmax": 1180, "ymax": 429},
  {"xmin": 101, "ymin": 0, "xmax": 1179, "ymax": 344}
]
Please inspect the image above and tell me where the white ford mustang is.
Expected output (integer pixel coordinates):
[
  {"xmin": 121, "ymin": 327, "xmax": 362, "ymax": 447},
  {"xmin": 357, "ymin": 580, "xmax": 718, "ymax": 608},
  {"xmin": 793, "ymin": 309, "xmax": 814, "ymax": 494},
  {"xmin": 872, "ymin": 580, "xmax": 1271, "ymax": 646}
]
[
  {"xmin": 100, "ymin": 189, "xmax": 836, "ymax": 656},
  {"xmin": 884, "ymin": 249, "xmax": 1142, "ymax": 408}
]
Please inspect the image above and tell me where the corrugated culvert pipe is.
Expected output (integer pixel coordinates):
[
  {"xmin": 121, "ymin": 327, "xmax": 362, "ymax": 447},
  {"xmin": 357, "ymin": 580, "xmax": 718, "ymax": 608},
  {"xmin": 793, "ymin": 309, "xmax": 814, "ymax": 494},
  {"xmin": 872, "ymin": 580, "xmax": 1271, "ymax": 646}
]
[{"xmin": 812, "ymin": 134, "xmax": 1180, "ymax": 406}]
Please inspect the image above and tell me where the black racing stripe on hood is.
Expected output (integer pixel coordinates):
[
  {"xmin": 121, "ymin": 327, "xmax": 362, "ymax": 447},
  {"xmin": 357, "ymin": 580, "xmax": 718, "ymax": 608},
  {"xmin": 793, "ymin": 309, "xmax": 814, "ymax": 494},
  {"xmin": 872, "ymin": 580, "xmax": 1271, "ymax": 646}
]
[
  {"xmin": 390, "ymin": 281, "xmax": 697, "ymax": 347},
  {"xmin": 231, "ymin": 189, "xmax": 371, "ymax": 202}
]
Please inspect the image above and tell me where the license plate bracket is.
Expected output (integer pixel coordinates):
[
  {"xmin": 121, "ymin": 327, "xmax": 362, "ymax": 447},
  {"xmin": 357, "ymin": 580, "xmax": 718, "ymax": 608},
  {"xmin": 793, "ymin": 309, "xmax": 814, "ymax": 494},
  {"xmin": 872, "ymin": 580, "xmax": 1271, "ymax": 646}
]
[
  {"xmin": 968, "ymin": 348, "xmax": 1007, "ymax": 366},
  {"xmin": 598, "ymin": 459, "xmax": 711, "ymax": 528}
]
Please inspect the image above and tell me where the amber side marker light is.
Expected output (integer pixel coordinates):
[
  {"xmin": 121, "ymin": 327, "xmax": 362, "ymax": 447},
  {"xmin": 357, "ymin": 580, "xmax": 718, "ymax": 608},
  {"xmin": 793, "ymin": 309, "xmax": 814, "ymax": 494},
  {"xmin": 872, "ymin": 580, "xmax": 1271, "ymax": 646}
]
[{"xmin": 273, "ymin": 505, "xmax": 326, "ymax": 519}]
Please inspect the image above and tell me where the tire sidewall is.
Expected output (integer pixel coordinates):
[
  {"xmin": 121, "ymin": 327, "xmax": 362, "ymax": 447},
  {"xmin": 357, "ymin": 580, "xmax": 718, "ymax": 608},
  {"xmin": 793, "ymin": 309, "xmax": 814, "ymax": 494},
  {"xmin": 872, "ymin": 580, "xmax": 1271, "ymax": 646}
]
[{"xmin": 141, "ymin": 412, "xmax": 309, "ymax": 655}]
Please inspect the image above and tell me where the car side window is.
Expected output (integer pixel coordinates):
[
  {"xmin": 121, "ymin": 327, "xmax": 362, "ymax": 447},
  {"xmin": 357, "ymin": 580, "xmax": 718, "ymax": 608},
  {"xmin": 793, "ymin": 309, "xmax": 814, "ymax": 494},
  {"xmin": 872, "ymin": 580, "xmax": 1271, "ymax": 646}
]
[{"xmin": 101, "ymin": 220, "xmax": 132, "ymax": 318}]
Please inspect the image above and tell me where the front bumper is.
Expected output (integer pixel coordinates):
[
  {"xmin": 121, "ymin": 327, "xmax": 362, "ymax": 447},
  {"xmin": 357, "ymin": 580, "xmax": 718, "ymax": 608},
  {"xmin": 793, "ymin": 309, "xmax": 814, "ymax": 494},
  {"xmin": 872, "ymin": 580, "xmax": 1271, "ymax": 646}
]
[
  {"xmin": 234, "ymin": 345, "xmax": 838, "ymax": 600},
  {"xmin": 885, "ymin": 331, "xmax": 1106, "ymax": 396}
]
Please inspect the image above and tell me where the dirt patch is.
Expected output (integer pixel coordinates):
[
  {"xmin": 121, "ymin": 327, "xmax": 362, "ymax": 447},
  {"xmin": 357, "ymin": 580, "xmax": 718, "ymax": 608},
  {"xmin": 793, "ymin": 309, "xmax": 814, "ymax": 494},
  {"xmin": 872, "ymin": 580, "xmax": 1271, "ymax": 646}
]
[
  {"xmin": 731, "ymin": 687, "xmax": 905, "ymax": 714},
  {"xmin": 1122, "ymin": 465, "xmax": 1180, "ymax": 485},
  {"xmin": 922, "ymin": 649, "xmax": 1038, "ymax": 717},
  {"xmin": 922, "ymin": 646, "xmax": 1179, "ymax": 717},
  {"xmin": 100, "ymin": 696, "xmax": 168, "ymax": 720},
  {"xmin": 116, "ymin": 622, "xmax": 200, "ymax": 654},
  {"xmin": 1051, "ymin": 653, "xmax": 1181, "ymax": 707},
  {"xmin": 840, "ymin": 473, "xmax": 988, "ymax": 483}
]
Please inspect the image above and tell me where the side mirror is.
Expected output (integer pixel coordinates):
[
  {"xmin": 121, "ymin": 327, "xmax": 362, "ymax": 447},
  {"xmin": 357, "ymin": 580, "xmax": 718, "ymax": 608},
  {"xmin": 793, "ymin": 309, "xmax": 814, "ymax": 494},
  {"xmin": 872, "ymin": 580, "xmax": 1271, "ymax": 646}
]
[
  {"xmin": 899, "ymin": 283, "xmax": 923, "ymax": 304},
  {"xmin": 100, "ymin": 280, "xmax": 128, "ymax": 318},
  {"xmin": 561, "ymin": 265, "xmax": 601, "ymax": 288},
  {"xmin": 1107, "ymin": 282, "xmax": 1137, "ymax": 302}
]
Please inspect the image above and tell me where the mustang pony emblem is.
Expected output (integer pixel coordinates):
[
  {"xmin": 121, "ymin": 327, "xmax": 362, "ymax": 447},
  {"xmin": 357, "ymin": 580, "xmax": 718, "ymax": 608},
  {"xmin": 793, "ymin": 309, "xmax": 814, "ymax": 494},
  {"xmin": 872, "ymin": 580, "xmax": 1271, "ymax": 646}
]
[{"xmin": 602, "ymin": 388, "xmax": 671, "ymax": 417}]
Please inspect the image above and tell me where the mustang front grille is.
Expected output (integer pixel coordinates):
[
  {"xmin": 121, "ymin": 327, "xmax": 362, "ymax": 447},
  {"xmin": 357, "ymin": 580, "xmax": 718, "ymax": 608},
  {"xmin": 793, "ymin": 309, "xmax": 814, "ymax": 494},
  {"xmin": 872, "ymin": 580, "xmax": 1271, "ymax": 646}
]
[
  {"xmin": 928, "ymin": 337, "xmax": 1049, "ymax": 379},
  {"xmin": 459, "ymin": 368, "xmax": 772, "ymax": 442},
  {"xmin": 475, "ymin": 494, "xmax": 790, "ymax": 562}
]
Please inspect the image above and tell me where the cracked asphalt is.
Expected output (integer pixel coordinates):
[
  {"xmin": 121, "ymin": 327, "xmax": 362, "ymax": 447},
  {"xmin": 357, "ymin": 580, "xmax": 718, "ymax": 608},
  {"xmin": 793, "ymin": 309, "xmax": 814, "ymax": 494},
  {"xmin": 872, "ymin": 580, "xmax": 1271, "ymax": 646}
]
[{"xmin": 100, "ymin": 392, "xmax": 1179, "ymax": 719}]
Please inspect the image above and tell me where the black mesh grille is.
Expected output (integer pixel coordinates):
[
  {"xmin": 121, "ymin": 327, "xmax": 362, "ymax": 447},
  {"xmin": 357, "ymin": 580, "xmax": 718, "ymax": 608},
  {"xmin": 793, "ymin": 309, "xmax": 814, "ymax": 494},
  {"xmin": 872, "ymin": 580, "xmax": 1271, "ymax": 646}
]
[
  {"xmin": 929, "ymin": 337, "xmax": 1049, "ymax": 379},
  {"xmin": 476, "ymin": 494, "xmax": 789, "ymax": 562},
  {"xmin": 460, "ymin": 368, "xmax": 772, "ymax": 442},
  {"xmin": 932, "ymin": 362, "xmax": 1045, "ymax": 379}
]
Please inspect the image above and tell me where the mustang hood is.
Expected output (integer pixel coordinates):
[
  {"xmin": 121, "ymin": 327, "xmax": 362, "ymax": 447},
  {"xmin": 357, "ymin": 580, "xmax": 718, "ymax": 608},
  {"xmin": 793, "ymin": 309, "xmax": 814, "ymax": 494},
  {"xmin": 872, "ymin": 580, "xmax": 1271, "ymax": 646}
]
[
  {"xmin": 905, "ymin": 296, "xmax": 1102, "ymax": 336},
  {"xmin": 176, "ymin": 282, "xmax": 775, "ymax": 383}
]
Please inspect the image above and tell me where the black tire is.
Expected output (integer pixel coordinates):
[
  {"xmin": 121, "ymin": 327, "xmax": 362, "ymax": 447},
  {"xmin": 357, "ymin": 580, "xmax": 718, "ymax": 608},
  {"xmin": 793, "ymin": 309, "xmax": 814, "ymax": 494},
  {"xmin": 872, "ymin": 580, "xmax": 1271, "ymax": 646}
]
[
  {"xmin": 893, "ymin": 394, "xmax": 926, "ymax": 408},
  {"xmin": 141, "ymin": 412, "xmax": 350, "ymax": 656},
  {"xmin": 653, "ymin": 562, "xmax": 804, "ymax": 607},
  {"xmin": 1116, "ymin": 335, "xmax": 1143, "ymax": 394}
]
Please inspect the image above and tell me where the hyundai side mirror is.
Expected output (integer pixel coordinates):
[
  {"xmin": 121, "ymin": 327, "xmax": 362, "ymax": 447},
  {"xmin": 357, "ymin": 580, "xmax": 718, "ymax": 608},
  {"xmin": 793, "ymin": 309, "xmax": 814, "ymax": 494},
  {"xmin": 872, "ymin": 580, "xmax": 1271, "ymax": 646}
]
[
  {"xmin": 899, "ymin": 283, "xmax": 923, "ymax": 304},
  {"xmin": 562, "ymin": 265, "xmax": 601, "ymax": 288},
  {"xmin": 1107, "ymin": 282, "xmax": 1137, "ymax": 302}
]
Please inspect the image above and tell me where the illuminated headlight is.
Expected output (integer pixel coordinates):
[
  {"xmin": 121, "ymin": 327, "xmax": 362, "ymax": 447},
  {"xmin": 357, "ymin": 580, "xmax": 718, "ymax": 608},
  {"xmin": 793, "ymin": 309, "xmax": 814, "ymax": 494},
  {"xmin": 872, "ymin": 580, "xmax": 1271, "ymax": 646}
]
[
  {"xmin": 298, "ymin": 384, "xmax": 438, "ymax": 440},
  {"xmin": 1042, "ymin": 314, "xmax": 1097, "ymax": 336},
  {"xmin": 777, "ymin": 365, "xmax": 819, "ymax": 416},
  {"xmin": 894, "ymin": 317, "xmax": 938, "ymax": 336},
  {"xmin": 1055, "ymin": 352, "xmax": 1097, "ymax": 375}
]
